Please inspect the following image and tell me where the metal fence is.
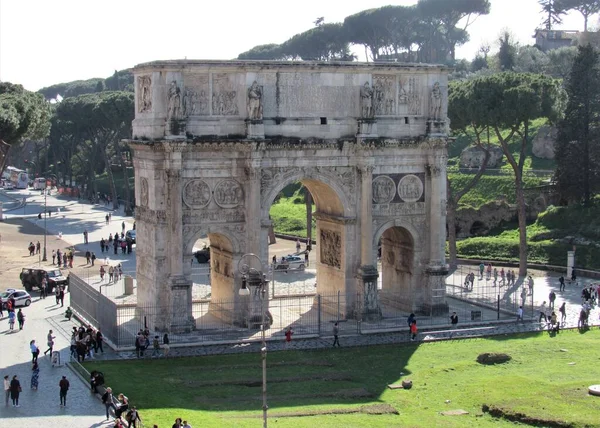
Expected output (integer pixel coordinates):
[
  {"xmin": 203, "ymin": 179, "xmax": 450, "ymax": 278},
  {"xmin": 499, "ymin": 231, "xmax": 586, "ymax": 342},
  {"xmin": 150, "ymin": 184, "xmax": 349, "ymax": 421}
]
[
  {"xmin": 69, "ymin": 272, "xmax": 119, "ymax": 344},
  {"xmin": 69, "ymin": 267, "xmax": 532, "ymax": 348}
]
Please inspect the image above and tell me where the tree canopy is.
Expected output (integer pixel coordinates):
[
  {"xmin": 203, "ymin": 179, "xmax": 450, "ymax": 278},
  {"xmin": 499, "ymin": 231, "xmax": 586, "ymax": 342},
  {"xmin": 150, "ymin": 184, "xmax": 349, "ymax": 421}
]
[
  {"xmin": 38, "ymin": 69, "xmax": 133, "ymax": 101},
  {"xmin": 558, "ymin": 0, "xmax": 600, "ymax": 31}
]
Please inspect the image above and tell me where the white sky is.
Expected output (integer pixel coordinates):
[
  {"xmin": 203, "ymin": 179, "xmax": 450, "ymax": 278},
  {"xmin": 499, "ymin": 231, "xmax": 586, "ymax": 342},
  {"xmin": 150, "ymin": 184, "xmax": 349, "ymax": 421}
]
[{"xmin": 0, "ymin": 0, "xmax": 589, "ymax": 91}]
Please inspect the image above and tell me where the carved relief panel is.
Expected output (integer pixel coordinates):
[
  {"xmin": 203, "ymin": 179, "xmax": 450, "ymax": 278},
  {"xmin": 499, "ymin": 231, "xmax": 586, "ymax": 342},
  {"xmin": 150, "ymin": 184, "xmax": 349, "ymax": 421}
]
[
  {"xmin": 406, "ymin": 76, "xmax": 422, "ymax": 115},
  {"xmin": 140, "ymin": 178, "xmax": 149, "ymax": 207},
  {"xmin": 137, "ymin": 75, "xmax": 152, "ymax": 113},
  {"xmin": 320, "ymin": 229, "xmax": 342, "ymax": 268},
  {"xmin": 214, "ymin": 179, "xmax": 244, "ymax": 208},
  {"xmin": 372, "ymin": 173, "xmax": 425, "ymax": 204},
  {"xmin": 373, "ymin": 75, "xmax": 396, "ymax": 116},
  {"xmin": 182, "ymin": 179, "xmax": 211, "ymax": 209},
  {"xmin": 212, "ymin": 74, "xmax": 239, "ymax": 116},
  {"xmin": 182, "ymin": 73, "xmax": 209, "ymax": 117}
]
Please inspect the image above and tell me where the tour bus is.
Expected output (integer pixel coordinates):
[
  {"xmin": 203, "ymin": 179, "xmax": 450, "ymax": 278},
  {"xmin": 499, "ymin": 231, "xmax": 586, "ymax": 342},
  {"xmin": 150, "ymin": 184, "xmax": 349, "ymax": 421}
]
[
  {"xmin": 33, "ymin": 177, "xmax": 47, "ymax": 190},
  {"xmin": 4, "ymin": 166, "xmax": 28, "ymax": 189}
]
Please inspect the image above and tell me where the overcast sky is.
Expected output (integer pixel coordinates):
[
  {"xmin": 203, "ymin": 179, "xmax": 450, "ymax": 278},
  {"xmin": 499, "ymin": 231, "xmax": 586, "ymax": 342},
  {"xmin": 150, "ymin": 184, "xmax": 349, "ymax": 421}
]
[{"xmin": 0, "ymin": 0, "xmax": 589, "ymax": 91}]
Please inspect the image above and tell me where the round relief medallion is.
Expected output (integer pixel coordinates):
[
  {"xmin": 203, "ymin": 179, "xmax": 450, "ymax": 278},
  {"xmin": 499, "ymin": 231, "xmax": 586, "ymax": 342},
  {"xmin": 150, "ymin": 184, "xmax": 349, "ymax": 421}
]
[
  {"xmin": 214, "ymin": 179, "xmax": 243, "ymax": 209},
  {"xmin": 372, "ymin": 175, "xmax": 396, "ymax": 204},
  {"xmin": 183, "ymin": 180, "xmax": 211, "ymax": 209},
  {"xmin": 398, "ymin": 174, "xmax": 424, "ymax": 202},
  {"xmin": 140, "ymin": 178, "xmax": 149, "ymax": 207}
]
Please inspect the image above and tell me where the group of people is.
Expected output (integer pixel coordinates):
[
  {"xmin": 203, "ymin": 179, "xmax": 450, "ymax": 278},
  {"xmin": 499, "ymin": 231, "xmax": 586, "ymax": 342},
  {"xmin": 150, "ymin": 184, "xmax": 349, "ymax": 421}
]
[
  {"xmin": 27, "ymin": 241, "xmax": 41, "ymax": 256},
  {"xmin": 70, "ymin": 325, "xmax": 104, "ymax": 362},
  {"xmin": 99, "ymin": 231, "xmax": 134, "ymax": 255},
  {"xmin": 2, "ymin": 295, "xmax": 25, "ymax": 331},
  {"xmin": 135, "ymin": 329, "xmax": 170, "ymax": 358},
  {"xmin": 99, "ymin": 264, "xmax": 124, "ymax": 283},
  {"xmin": 51, "ymin": 248, "xmax": 74, "ymax": 269},
  {"xmin": 473, "ymin": 263, "xmax": 519, "ymax": 287},
  {"xmin": 3, "ymin": 372, "xmax": 70, "ymax": 408}
]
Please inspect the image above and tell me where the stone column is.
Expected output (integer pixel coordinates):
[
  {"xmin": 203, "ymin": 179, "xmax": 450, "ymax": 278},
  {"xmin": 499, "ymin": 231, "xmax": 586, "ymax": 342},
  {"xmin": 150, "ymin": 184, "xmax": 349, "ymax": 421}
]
[
  {"xmin": 165, "ymin": 164, "xmax": 194, "ymax": 332},
  {"xmin": 424, "ymin": 147, "xmax": 449, "ymax": 315},
  {"xmin": 358, "ymin": 165, "xmax": 380, "ymax": 320}
]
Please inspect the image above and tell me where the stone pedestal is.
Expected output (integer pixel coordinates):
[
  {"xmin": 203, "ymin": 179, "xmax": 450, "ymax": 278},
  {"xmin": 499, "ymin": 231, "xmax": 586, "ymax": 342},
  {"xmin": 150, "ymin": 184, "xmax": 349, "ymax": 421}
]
[
  {"xmin": 246, "ymin": 119, "xmax": 265, "ymax": 139},
  {"xmin": 170, "ymin": 276, "xmax": 194, "ymax": 332},
  {"xmin": 168, "ymin": 119, "xmax": 187, "ymax": 137},
  {"xmin": 421, "ymin": 266, "xmax": 449, "ymax": 316},
  {"xmin": 427, "ymin": 120, "xmax": 446, "ymax": 136},
  {"xmin": 357, "ymin": 119, "xmax": 378, "ymax": 137},
  {"xmin": 359, "ymin": 265, "xmax": 381, "ymax": 320}
]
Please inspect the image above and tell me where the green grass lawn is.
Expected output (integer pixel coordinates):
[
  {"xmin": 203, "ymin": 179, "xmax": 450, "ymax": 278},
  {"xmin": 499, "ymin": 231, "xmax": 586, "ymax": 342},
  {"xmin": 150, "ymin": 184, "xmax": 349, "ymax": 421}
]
[{"xmin": 84, "ymin": 330, "xmax": 600, "ymax": 427}]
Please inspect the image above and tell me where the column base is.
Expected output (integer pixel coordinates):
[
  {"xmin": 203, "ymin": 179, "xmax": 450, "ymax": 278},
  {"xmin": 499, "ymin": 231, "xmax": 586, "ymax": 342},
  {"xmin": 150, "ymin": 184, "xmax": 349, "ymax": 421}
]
[
  {"xmin": 426, "ymin": 120, "xmax": 447, "ymax": 136},
  {"xmin": 418, "ymin": 265, "xmax": 449, "ymax": 316},
  {"xmin": 359, "ymin": 265, "xmax": 382, "ymax": 321},
  {"xmin": 170, "ymin": 276, "xmax": 194, "ymax": 333},
  {"xmin": 357, "ymin": 119, "xmax": 378, "ymax": 138},
  {"xmin": 246, "ymin": 119, "xmax": 265, "ymax": 139}
]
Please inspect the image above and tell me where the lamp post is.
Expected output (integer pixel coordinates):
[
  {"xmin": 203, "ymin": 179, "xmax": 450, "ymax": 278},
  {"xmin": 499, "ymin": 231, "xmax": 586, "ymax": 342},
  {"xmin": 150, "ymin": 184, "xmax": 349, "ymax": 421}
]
[
  {"xmin": 42, "ymin": 188, "xmax": 47, "ymax": 261},
  {"xmin": 238, "ymin": 253, "xmax": 269, "ymax": 428}
]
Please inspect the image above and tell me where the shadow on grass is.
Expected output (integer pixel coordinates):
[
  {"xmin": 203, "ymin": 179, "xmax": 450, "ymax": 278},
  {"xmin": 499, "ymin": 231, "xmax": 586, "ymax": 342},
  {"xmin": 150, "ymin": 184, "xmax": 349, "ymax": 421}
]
[{"xmin": 82, "ymin": 343, "xmax": 418, "ymax": 414}]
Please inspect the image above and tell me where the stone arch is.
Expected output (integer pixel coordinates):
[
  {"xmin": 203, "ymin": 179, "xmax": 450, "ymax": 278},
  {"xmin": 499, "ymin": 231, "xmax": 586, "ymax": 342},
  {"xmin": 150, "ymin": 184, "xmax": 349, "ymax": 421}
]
[
  {"xmin": 183, "ymin": 226, "xmax": 242, "ymax": 257},
  {"xmin": 373, "ymin": 220, "xmax": 422, "ymax": 262},
  {"xmin": 261, "ymin": 168, "xmax": 354, "ymax": 218}
]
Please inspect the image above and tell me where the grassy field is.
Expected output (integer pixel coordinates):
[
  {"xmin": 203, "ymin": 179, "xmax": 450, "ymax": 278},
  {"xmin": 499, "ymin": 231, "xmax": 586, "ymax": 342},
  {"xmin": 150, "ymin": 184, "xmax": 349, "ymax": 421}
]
[{"xmin": 84, "ymin": 330, "xmax": 600, "ymax": 427}]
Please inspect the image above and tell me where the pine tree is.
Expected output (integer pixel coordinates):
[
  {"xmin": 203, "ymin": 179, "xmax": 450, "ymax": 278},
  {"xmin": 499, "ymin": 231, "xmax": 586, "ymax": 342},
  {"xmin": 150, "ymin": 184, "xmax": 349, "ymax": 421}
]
[
  {"xmin": 539, "ymin": 0, "xmax": 565, "ymax": 30},
  {"xmin": 555, "ymin": 44, "xmax": 600, "ymax": 205}
]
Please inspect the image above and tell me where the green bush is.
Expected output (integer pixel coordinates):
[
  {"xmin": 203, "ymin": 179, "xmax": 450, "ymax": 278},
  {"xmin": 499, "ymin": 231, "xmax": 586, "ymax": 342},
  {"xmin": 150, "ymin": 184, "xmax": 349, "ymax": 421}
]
[{"xmin": 456, "ymin": 236, "xmax": 600, "ymax": 270}]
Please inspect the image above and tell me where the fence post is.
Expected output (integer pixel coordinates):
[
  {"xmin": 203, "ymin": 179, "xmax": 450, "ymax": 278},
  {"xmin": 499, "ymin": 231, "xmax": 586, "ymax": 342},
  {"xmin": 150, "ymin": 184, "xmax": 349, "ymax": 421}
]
[
  {"xmin": 497, "ymin": 294, "xmax": 500, "ymax": 320},
  {"xmin": 317, "ymin": 294, "xmax": 321, "ymax": 335}
]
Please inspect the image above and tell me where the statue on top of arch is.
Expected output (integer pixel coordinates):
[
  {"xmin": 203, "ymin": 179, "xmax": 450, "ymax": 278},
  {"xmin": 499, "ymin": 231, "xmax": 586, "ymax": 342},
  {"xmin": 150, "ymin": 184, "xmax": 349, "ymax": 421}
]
[{"xmin": 247, "ymin": 81, "xmax": 263, "ymax": 120}]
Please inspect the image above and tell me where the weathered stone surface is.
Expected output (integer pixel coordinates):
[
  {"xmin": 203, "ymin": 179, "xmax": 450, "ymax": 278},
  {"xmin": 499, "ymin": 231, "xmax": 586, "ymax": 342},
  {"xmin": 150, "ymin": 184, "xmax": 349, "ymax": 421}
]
[
  {"xmin": 477, "ymin": 352, "xmax": 511, "ymax": 365},
  {"xmin": 130, "ymin": 60, "xmax": 450, "ymax": 331},
  {"xmin": 459, "ymin": 146, "xmax": 503, "ymax": 168},
  {"xmin": 532, "ymin": 125, "xmax": 557, "ymax": 159}
]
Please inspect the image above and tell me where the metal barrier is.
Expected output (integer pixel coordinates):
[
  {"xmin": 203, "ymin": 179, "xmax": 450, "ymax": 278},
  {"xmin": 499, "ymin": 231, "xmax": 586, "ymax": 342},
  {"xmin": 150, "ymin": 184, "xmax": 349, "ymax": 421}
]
[{"xmin": 69, "ymin": 269, "xmax": 533, "ymax": 348}]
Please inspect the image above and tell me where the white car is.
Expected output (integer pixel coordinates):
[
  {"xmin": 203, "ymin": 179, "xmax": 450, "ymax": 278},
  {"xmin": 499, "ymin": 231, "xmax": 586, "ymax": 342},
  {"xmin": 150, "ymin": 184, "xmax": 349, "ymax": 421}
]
[
  {"xmin": 1, "ymin": 289, "xmax": 32, "ymax": 309},
  {"xmin": 3, "ymin": 182, "xmax": 14, "ymax": 190},
  {"xmin": 274, "ymin": 255, "xmax": 306, "ymax": 271}
]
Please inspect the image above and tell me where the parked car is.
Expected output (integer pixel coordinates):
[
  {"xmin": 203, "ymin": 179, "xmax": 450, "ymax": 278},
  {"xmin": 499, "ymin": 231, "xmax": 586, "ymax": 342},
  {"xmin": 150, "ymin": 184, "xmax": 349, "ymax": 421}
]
[
  {"xmin": 3, "ymin": 181, "xmax": 14, "ymax": 190},
  {"xmin": 274, "ymin": 255, "xmax": 306, "ymax": 271},
  {"xmin": 1, "ymin": 289, "xmax": 32, "ymax": 309},
  {"xmin": 20, "ymin": 267, "xmax": 69, "ymax": 292},
  {"xmin": 194, "ymin": 246, "xmax": 211, "ymax": 263},
  {"xmin": 126, "ymin": 230, "xmax": 136, "ymax": 244}
]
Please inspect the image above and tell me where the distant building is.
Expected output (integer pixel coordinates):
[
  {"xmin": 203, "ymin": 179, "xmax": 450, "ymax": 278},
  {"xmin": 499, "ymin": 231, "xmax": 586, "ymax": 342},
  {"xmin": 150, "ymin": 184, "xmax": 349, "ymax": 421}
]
[{"xmin": 533, "ymin": 29, "xmax": 579, "ymax": 52}]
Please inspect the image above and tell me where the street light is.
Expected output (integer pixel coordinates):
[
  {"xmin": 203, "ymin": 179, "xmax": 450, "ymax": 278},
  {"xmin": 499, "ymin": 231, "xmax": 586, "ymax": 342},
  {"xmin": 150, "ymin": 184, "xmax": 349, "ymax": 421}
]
[{"xmin": 238, "ymin": 253, "xmax": 269, "ymax": 428}]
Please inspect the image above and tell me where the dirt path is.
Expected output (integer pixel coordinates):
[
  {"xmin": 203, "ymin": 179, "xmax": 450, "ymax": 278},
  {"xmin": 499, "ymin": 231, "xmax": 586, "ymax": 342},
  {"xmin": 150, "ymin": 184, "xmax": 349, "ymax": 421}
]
[{"xmin": 0, "ymin": 219, "xmax": 74, "ymax": 292}]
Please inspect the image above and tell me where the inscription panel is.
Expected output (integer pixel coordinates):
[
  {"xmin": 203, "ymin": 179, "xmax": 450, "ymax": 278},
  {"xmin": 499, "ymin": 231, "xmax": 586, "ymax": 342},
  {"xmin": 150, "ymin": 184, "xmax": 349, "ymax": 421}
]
[{"xmin": 275, "ymin": 72, "xmax": 358, "ymax": 117}]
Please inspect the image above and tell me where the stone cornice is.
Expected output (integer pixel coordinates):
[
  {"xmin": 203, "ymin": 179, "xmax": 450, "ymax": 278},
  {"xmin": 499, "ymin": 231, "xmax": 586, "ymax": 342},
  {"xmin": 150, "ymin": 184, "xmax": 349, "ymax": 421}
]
[{"xmin": 133, "ymin": 60, "xmax": 450, "ymax": 74}]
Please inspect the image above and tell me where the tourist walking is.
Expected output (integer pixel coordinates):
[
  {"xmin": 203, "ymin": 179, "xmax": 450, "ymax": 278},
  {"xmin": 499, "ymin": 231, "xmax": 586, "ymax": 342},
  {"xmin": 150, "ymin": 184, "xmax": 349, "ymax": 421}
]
[
  {"xmin": 95, "ymin": 329, "xmax": 104, "ymax": 354},
  {"xmin": 549, "ymin": 290, "xmax": 556, "ymax": 309},
  {"xmin": 30, "ymin": 340, "xmax": 40, "ymax": 363},
  {"xmin": 285, "ymin": 326, "xmax": 294, "ymax": 347},
  {"xmin": 9, "ymin": 375, "xmax": 21, "ymax": 407},
  {"xmin": 520, "ymin": 288, "xmax": 528, "ymax": 307},
  {"xmin": 45, "ymin": 330, "xmax": 56, "ymax": 356},
  {"xmin": 479, "ymin": 262, "xmax": 485, "ymax": 279},
  {"xmin": 59, "ymin": 375, "xmax": 69, "ymax": 406},
  {"xmin": 407, "ymin": 313, "xmax": 416, "ymax": 328},
  {"xmin": 59, "ymin": 287, "xmax": 65, "ymax": 307},
  {"xmin": 83, "ymin": 229, "xmax": 89, "ymax": 244},
  {"xmin": 528, "ymin": 276, "xmax": 534, "ymax": 295},
  {"xmin": 127, "ymin": 406, "xmax": 142, "ymax": 428},
  {"xmin": 52, "ymin": 249, "xmax": 56, "ymax": 264},
  {"xmin": 8, "ymin": 311, "xmax": 15, "ymax": 330},
  {"xmin": 102, "ymin": 387, "xmax": 117, "ymax": 420},
  {"xmin": 559, "ymin": 302, "xmax": 567, "ymax": 324},
  {"xmin": 559, "ymin": 275, "xmax": 565, "ymax": 292},
  {"xmin": 4, "ymin": 375, "xmax": 10, "ymax": 406},
  {"xmin": 332, "ymin": 322, "xmax": 340, "ymax": 347},
  {"xmin": 486, "ymin": 263, "xmax": 492, "ymax": 280},
  {"xmin": 31, "ymin": 362, "xmax": 39, "ymax": 390},
  {"xmin": 539, "ymin": 301, "xmax": 548, "ymax": 323},
  {"xmin": 517, "ymin": 306, "xmax": 524, "ymax": 322},
  {"xmin": 163, "ymin": 333, "xmax": 170, "ymax": 357},
  {"xmin": 410, "ymin": 320, "xmax": 418, "ymax": 341},
  {"xmin": 16, "ymin": 308, "xmax": 25, "ymax": 330}
]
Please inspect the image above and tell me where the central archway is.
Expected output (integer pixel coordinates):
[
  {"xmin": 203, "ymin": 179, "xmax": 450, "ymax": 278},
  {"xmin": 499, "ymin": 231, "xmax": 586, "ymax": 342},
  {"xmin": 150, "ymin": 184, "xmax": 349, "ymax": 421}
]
[{"xmin": 262, "ymin": 172, "xmax": 357, "ymax": 318}]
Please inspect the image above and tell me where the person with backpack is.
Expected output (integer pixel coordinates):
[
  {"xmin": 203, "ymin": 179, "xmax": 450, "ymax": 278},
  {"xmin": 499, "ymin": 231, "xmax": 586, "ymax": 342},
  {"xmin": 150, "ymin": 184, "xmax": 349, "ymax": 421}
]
[
  {"xmin": 126, "ymin": 406, "xmax": 142, "ymax": 428},
  {"xmin": 135, "ymin": 334, "xmax": 145, "ymax": 358},
  {"xmin": 151, "ymin": 336, "xmax": 161, "ymax": 357}
]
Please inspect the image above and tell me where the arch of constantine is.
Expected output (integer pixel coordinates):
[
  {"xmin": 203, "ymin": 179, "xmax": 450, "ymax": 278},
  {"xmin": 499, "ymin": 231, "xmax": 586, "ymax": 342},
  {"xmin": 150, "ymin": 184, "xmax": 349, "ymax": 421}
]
[{"xmin": 129, "ymin": 60, "xmax": 450, "ymax": 332}]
